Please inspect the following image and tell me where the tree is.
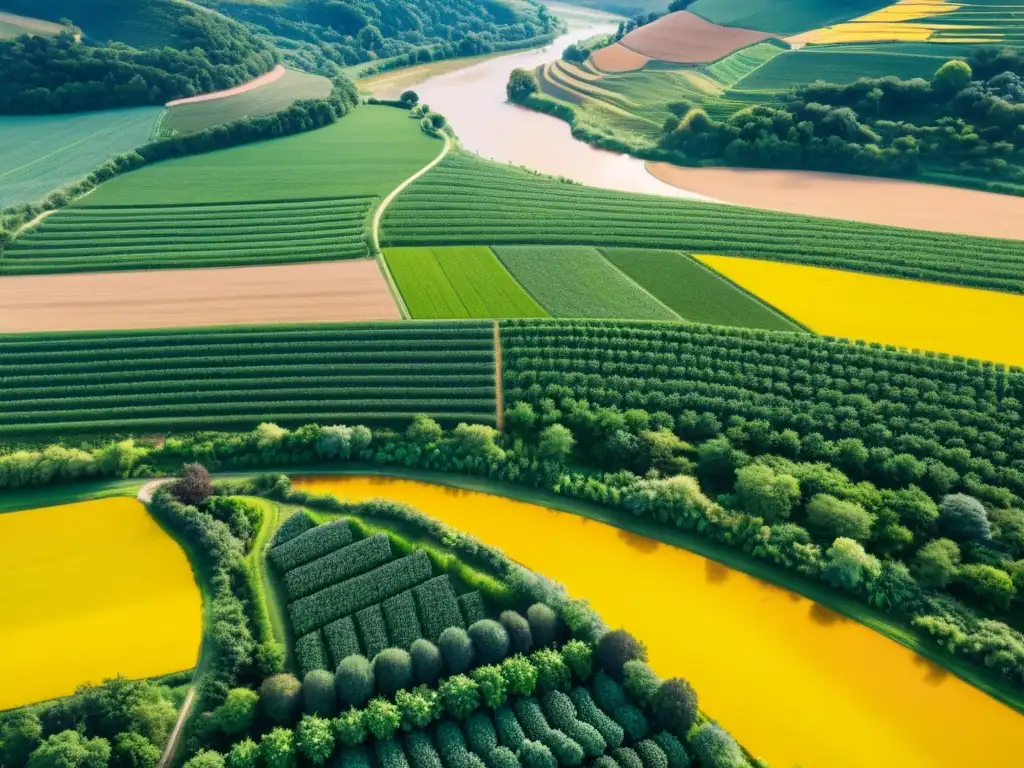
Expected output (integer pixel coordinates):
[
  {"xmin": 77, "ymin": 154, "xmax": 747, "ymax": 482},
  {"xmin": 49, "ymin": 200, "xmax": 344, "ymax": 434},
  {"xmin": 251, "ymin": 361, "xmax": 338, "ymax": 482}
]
[
  {"xmin": 406, "ymin": 415, "xmax": 442, "ymax": 445},
  {"xmin": 527, "ymin": 604, "xmax": 559, "ymax": 648},
  {"xmin": 499, "ymin": 610, "xmax": 533, "ymax": 654},
  {"xmin": 332, "ymin": 708, "xmax": 367, "ymax": 748},
  {"xmin": 531, "ymin": 648, "xmax": 571, "ymax": 693},
  {"xmin": 560, "ymin": 640, "xmax": 593, "ymax": 681},
  {"xmin": 505, "ymin": 402, "xmax": 536, "ymax": 435},
  {"xmin": 470, "ymin": 665, "xmax": 508, "ymax": 708},
  {"xmin": 395, "ymin": 688, "xmax": 437, "ymax": 731},
  {"xmin": 653, "ymin": 678, "xmax": 698, "ymax": 738},
  {"xmin": 688, "ymin": 724, "xmax": 743, "ymax": 768},
  {"xmin": 562, "ymin": 44, "xmax": 587, "ymax": 64},
  {"xmin": 260, "ymin": 674, "xmax": 303, "ymax": 725},
  {"xmin": 938, "ymin": 494, "xmax": 992, "ymax": 543},
  {"xmin": 212, "ymin": 688, "xmax": 259, "ymax": 735},
  {"xmin": 668, "ymin": 0, "xmax": 695, "ymax": 12},
  {"xmin": 806, "ymin": 494, "xmax": 874, "ymax": 542},
  {"xmin": 622, "ymin": 661, "xmax": 659, "ymax": 707},
  {"xmin": 468, "ymin": 620, "xmax": 511, "ymax": 665},
  {"xmin": 400, "ymin": 90, "xmax": 420, "ymax": 107},
  {"xmin": 363, "ymin": 699, "xmax": 401, "ymax": 740},
  {"xmin": 113, "ymin": 732, "xmax": 159, "ymax": 768},
  {"xmin": 507, "ymin": 68, "xmax": 539, "ymax": 104},
  {"xmin": 304, "ymin": 670, "xmax": 337, "ymax": 717},
  {"xmin": 260, "ymin": 728, "xmax": 294, "ymax": 768},
  {"xmin": 410, "ymin": 639, "xmax": 443, "ymax": 685},
  {"xmin": 501, "ymin": 654, "xmax": 538, "ymax": 697},
  {"xmin": 538, "ymin": 424, "xmax": 576, "ymax": 463},
  {"xmin": 172, "ymin": 463, "xmax": 213, "ymax": 505},
  {"xmin": 28, "ymin": 731, "xmax": 111, "ymax": 768},
  {"xmin": 357, "ymin": 25, "xmax": 384, "ymax": 51},
  {"xmin": 954, "ymin": 564, "xmax": 1016, "ymax": 611},
  {"xmin": 373, "ymin": 649, "xmax": 413, "ymax": 696},
  {"xmin": 183, "ymin": 751, "xmax": 225, "ymax": 768},
  {"xmin": 226, "ymin": 739, "xmax": 259, "ymax": 768},
  {"xmin": 336, "ymin": 655, "xmax": 375, "ymax": 708},
  {"xmin": 822, "ymin": 537, "xmax": 882, "ymax": 592},
  {"xmin": 934, "ymin": 59, "xmax": 972, "ymax": 93},
  {"xmin": 439, "ymin": 675, "xmax": 480, "ymax": 719},
  {"xmin": 733, "ymin": 464, "xmax": 800, "ymax": 523},
  {"xmin": 438, "ymin": 627, "xmax": 475, "ymax": 674},
  {"xmin": 913, "ymin": 538, "xmax": 961, "ymax": 588},
  {"xmin": 595, "ymin": 629, "xmax": 646, "ymax": 680},
  {"xmin": 0, "ymin": 711, "xmax": 42, "ymax": 766}
]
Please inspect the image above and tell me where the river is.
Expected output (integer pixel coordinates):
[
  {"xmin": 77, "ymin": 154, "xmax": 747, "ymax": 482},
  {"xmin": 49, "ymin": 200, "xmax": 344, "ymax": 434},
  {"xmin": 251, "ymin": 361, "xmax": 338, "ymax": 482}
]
[{"xmin": 293, "ymin": 475, "xmax": 1023, "ymax": 768}]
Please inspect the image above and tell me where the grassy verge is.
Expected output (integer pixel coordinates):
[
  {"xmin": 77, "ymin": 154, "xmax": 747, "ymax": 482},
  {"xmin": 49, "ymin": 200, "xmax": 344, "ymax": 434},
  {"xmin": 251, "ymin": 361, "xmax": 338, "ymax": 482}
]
[
  {"xmin": 0, "ymin": 478, "xmax": 145, "ymax": 514},
  {"xmin": 245, "ymin": 497, "xmax": 300, "ymax": 671}
]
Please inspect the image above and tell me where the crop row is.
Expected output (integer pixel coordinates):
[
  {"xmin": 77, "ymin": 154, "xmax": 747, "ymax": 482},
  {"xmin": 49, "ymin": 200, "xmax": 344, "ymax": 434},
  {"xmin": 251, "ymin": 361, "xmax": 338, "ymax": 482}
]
[
  {"xmin": 382, "ymin": 590, "xmax": 423, "ymax": 650},
  {"xmin": 414, "ymin": 575, "xmax": 466, "ymax": 642},
  {"xmin": 324, "ymin": 616, "xmax": 362, "ymax": 668},
  {"xmin": 284, "ymin": 534, "xmax": 394, "ymax": 600},
  {"xmin": 356, "ymin": 603, "xmax": 390, "ymax": 658},
  {"xmin": 269, "ymin": 518, "xmax": 357, "ymax": 573}
]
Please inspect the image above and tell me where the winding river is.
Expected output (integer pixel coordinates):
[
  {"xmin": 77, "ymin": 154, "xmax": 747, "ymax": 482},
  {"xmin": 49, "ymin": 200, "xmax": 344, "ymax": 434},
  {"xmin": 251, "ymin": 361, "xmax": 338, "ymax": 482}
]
[{"xmin": 293, "ymin": 475, "xmax": 1023, "ymax": 768}]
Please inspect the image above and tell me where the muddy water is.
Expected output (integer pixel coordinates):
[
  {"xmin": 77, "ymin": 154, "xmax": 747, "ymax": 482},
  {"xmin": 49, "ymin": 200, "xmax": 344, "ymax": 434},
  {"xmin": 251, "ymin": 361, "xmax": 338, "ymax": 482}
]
[{"xmin": 294, "ymin": 475, "xmax": 1024, "ymax": 768}]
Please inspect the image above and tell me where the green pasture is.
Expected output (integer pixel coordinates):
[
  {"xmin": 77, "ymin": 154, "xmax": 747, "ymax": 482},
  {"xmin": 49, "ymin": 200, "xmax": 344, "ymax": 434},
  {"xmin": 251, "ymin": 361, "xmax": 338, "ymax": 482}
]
[
  {"xmin": 384, "ymin": 246, "xmax": 547, "ymax": 319},
  {"xmin": 688, "ymin": 0, "xmax": 892, "ymax": 34}
]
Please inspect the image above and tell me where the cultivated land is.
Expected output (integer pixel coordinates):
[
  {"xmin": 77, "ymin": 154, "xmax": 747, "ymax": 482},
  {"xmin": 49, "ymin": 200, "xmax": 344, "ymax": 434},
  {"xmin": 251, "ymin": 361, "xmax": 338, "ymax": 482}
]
[
  {"xmin": 590, "ymin": 43, "xmax": 651, "ymax": 72},
  {"xmin": 613, "ymin": 11, "xmax": 774, "ymax": 64},
  {"xmin": 689, "ymin": 0, "xmax": 892, "ymax": 34},
  {"xmin": 161, "ymin": 67, "xmax": 332, "ymax": 136},
  {"xmin": 0, "ymin": 107, "xmax": 162, "ymax": 209},
  {"xmin": 0, "ymin": 10, "xmax": 65, "ymax": 38},
  {"xmin": 492, "ymin": 245, "xmax": 679, "ymax": 320},
  {"xmin": 0, "ymin": 498, "xmax": 201, "ymax": 709},
  {"xmin": 0, "ymin": 322, "xmax": 498, "ymax": 435},
  {"xmin": 697, "ymin": 255, "xmax": 1024, "ymax": 367},
  {"xmin": 0, "ymin": 261, "xmax": 400, "ymax": 333},
  {"xmin": 384, "ymin": 246, "xmax": 547, "ymax": 319},
  {"xmin": 645, "ymin": 165, "xmax": 1024, "ymax": 241},
  {"xmin": 382, "ymin": 152, "xmax": 1024, "ymax": 294}
]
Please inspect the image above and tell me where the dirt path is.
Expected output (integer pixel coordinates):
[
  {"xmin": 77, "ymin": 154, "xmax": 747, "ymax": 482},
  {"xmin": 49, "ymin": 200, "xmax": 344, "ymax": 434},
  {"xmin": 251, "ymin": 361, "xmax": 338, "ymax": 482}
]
[
  {"xmin": 158, "ymin": 686, "xmax": 196, "ymax": 768},
  {"xmin": 166, "ymin": 65, "xmax": 287, "ymax": 107},
  {"xmin": 137, "ymin": 479, "xmax": 172, "ymax": 503},
  {"xmin": 493, "ymin": 321, "xmax": 505, "ymax": 430}
]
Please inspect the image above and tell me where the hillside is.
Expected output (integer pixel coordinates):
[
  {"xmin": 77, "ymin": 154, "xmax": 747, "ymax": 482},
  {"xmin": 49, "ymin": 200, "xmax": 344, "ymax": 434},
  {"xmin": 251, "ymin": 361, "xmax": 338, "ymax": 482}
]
[{"xmin": 0, "ymin": 0, "xmax": 276, "ymax": 113}]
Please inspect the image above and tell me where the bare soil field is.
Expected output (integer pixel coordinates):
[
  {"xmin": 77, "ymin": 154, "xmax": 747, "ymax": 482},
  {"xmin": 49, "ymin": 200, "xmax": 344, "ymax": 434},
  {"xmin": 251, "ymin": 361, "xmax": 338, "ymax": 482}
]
[
  {"xmin": 0, "ymin": 260, "xmax": 400, "ymax": 333},
  {"xmin": 165, "ymin": 64, "xmax": 286, "ymax": 107},
  {"xmin": 618, "ymin": 12, "xmax": 774, "ymax": 64},
  {"xmin": 0, "ymin": 11, "xmax": 64, "ymax": 38},
  {"xmin": 647, "ymin": 163, "xmax": 1024, "ymax": 240},
  {"xmin": 590, "ymin": 43, "xmax": 652, "ymax": 72}
]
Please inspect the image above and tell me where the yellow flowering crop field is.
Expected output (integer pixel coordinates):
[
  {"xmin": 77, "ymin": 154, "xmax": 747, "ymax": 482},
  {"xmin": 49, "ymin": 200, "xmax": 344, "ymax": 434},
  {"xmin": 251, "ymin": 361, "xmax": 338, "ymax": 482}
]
[
  {"xmin": 0, "ymin": 498, "xmax": 202, "ymax": 709},
  {"xmin": 696, "ymin": 255, "xmax": 1024, "ymax": 367}
]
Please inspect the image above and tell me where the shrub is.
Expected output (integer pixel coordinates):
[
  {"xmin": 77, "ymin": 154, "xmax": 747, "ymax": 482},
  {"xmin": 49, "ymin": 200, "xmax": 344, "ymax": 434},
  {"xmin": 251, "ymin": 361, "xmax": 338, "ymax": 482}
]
[
  {"xmin": 822, "ymin": 538, "xmax": 882, "ymax": 592},
  {"xmin": 530, "ymin": 649, "xmax": 570, "ymax": 693},
  {"xmin": 336, "ymin": 655, "xmax": 375, "ymax": 709},
  {"xmin": 488, "ymin": 746, "xmax": 521, "ymax": 768},
  {"xmin": 364, "ymin": 698, "xmax": 402, "ymax": 741},
  {"xmin": 517, "ymin": 740, "xmax": 556, "ymax": 768},
  {"xmin": 512, "ymin": 697, "xmax": 550, "ymax": 740},
  {"xmin": 541, "ymin": 692, "xmax": 605, "ymax": 758},
  {"xmin": 733, "ymin": 464, "xmax": 800, "ymax": 523},
  {"xmin": 172, "ymin": 463, "xmax": 213, "ymax": 506},
  {"xmin": 611, "ymin": 747, "xmax": 643, "ymax": 768},
  {"xmin": 375, "ymin": 649, "xmax": 414, "ymax": 696},
  {"xmin": 689, "ymin": 724, "xmax": 744, "ymax": 768},
  {"xmin": 593, "ymin": 758, "xmax": 618, "ymax": 768},
  {"xmin": 526, "ymin": 605, "xmax": 558, "ymax": 648},
  {"xmin": 939, "ymin": 494, "xmax": 993, "ymax": 543},
  {"xmin": 499, "ymin": 611, "xmax": 533, "ymax": 654},
  {"xmin": 404, "ymin": 732, "xmax": 443, "ymax": 768},
  {"xmin": 439, "ymin": 675, "xmax": 481, "ymax": 720},
  {"xmin": 436, "ymin": 720, "xmax": 486, "ymax": 768},
  {"xmin": 954, "ymin": 564, "xmax": 1017, "ymax": 611},
  {"xmin": 226, "ymin": 738, "xmax": 260, "ymax": 768},
  {"xmin": 500, "ymin": 655, "xmax": 538, "ymax": 697},
  {"xmin": 184, "ymin": 750, "xmax": 225, "ymax": 768},
  {"xmin": 592, "ymin": 672, "xmax": 627, "ymax": 712},
  {"xmin": 652, "ymin": 679, "xmax": 698, "ymax": 739},
  {"xmin": 806, "ymin": 494, "xmax": 874, "ymax": 542},
  {"xmin": 334, "ymin": 708, "xmax": 368, "ymax": 748},
  {"xmin": 595, "ymin": 631, "xmax": 646, "ymax": 681},
  {"xmin": 913, "ymin": 538, "xmax": 961, "ymax": 588},
  {"xmin": 411, "ymin": 640, "xmax": 444, "ymax": 685},
  {"xmin": 634, "ymin": 741, "xmax": 668, "ymax": 768},
  {"xmin": 396, "ymin": 687, "xmax": 438, "ymax": 731},
  {"xmin": 304, "ymin": 670, "xmax": 338, "ymax": 717},
  {"xmin": 465, "ymin": 712, "xmax": 499, "ymax": 755},
  {"xmin": 540, "ymin": 731, "xmax": 583, "ymax": 767},
  {"xmin": 213, "ymin": 688, "xmax": 259, "ymax": 735},
  {"xmin": 439, "ymin": 628, "xmax": 475, "ymax": 674},
  {"xmin": 273, "ymin": 510, "xmax": 315, "ymax": 546},
  {"xmin": 297, "ymin": 715, "xmax": 335, "ymax": 766},
  {"xmin": 560, "ymin": 641, "xmax": 593, "ymax": 681},
  {"xmin": 338, "ymin": 746, "xmax": 372, "ymax": 768},
  {"xmin": 376, "ymin": 740, "xmax": 411, "ymax": 768},
  {"xmin": 650, "ymin": 733, "xmax": 690, "ymax": 768},
  {"xmin": 613, "ymin": 705, "xmax": 648, "ymax": 741},
  {"xmin": 469, "ymin": 620, "xmax": 511, "ymax": 665},
  {"xmin": 494, "ymin": 705, "xmax": 526, "ymax": 751},
  {"xmin": 623, "ymin": 661, "xmax": 659, "ymax": 708},
  {"xmin": 261, "ymin": 674, "xmax": 302, "ymax": 725},
  {"xmin": 568, "ymin": 688, "xmax": 623, "ymax": 749},
  {"xmin": 471, "ymin": 665, "xmax": 508, "ymax": 709},
  {"xmin": 260, "ymin": 727, "xmax": 295, "ymax": 768}
]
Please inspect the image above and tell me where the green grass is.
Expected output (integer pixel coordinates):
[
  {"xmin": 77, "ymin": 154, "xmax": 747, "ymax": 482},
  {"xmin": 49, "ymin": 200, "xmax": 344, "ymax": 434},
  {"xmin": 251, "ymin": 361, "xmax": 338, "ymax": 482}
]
[
  {"xmin": 688, "ymin": 0, "xmax": 892, "ymax": 34},
  {"xmin": 599, "ymin": 248, "xmax": 804, "ymax": 331},
  {"xmin": 491, "ymin": 245, "xmax": 680, "ymax": 320},
  {"xmin": 704, "ymin": 40, "xmax": 787, "ymax": 87},
  {"xmin": 161, "ymin": 68, "xmax": 333, "ymax": 136},
  {"xmin": 0, "ymin": 478, "xmax": 144, "ymax": 514},
  {"xmin": 243, "ymin": 496, "xmax": 291, "ymax": 654},
  {"xmin": 384, "ymin": 247, "xmax": 547, "ymax": 319},
  {"xmin": 0, "ymin": 108, "xmax": 162, "ymax": 209}
]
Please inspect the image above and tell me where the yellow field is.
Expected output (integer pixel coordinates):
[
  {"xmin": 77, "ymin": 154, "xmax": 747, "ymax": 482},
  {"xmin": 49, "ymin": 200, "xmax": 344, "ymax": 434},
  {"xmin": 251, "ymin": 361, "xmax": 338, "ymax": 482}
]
[
  {"xmin": 696, "ymin": 255, "xmax": 1024, "ymax": 367},
  {"xmin": 0, "ymin": 498, "xmax": 202, "ymax": 709},
  {"xmin": 788, "ymin": 0, "xmax": 998, "ymax": 45}
]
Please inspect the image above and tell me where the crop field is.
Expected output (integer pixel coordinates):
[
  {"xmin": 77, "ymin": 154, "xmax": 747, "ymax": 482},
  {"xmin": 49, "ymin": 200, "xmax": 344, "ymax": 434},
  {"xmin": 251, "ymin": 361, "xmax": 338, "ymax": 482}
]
[
  {"xmin": 382, "ymin": 152, "xmax": 1024, "ymax": 295},
  {"xmin": 0, "ymin": 107, "xmax": 162, "ymax": 209},
  {"xmin": 689, "ymin": 0, "xmax": 893, "ymax": 34},
  {"xmin": 0, "ymin": 498, "xmax": 201, "ymax": 709},
  {"xmin": 492, "ymin": 246, "xmax": 679, "ymax": 320},
  {"xmin": 615, "ymin": 11, "xmax": 775, "ymax": 65},
  {"xmin": 0, "ymin": 11, "xmax": 65, "ymax": 38},
  {"xmin": 384, "ymin": 247, "xmax": 547, "ymax": 319},
  {"xmin": 160, "ymin": 67, "xmax": 333, "ymax": 136},
  {"xmin": 0, "ymin": 322, "xmax": 497, "ymax": 435},
  {"xmin": 696, "ymin": 254, "xmax": 1024, "ymax": 366},
  {"xmin": 599, "ymin": 248, "xmax": 803, "ymax": 331}
]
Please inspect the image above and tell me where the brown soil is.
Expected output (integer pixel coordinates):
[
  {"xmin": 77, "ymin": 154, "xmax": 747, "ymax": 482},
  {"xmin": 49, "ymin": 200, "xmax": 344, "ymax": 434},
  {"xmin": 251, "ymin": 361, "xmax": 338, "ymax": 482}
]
[
  {"xmin": 647, "ymin": 163, "xmax": 1024, "ymax": 240},
  {"xmin": 165, "ymin": 64, "xmax": 286, "ymax": 107},
  {"xmin": 590, "ymin": 43, "xmax": 651, "ymax": 73},
  {"xmin": 0, "ymin": 260, "xmax": 401, "ymax": 333},
  {"xmin": 618, "ymin": 11, "xmax": 774, "ymax": 64}
]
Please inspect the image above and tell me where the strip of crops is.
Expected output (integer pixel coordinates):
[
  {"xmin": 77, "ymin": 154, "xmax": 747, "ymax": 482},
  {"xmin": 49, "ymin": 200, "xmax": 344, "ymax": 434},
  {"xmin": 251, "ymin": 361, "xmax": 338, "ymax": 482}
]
[
  {"xmin": 268, "ymin": 519, "xmax": 356, "ymax": 573},
  {"xmin": 0, "ymin": 321, "xmax": 497, "ymax": 434},
  {"xmin": 382, "ymin": 153, "xmax": 1024, "ymax": 294}
]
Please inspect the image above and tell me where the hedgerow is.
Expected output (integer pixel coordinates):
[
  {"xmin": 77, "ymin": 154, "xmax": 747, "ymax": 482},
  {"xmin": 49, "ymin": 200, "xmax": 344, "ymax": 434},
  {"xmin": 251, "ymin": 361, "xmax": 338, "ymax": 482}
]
[
  {"xmin": 541, "ymin": 692, "xmax": 605, "ymax": 758},
  {"xmin": 611, "ymin": 747, "xmax": 643, "ymax": 768},
  {"xmin": 339, "ymin": 746, "xmax": 373, "ymax": 768},
  {"xmin": 384, "ymin": 591, "xmax": 424, "ymax": 650},
  {"xmin": 458, "ymin": 593, "xmax": 487, "ymax": 626},
  {"xmin": 405, "ymin": 732, "xmax": 444, "ymax": 768},
  {"xmin": 415, "ymin": 576, "xmax": 466, "ymax": 642},
  {"xmin": 612, "ymin": 706, "xmax": 649, "ymax": 742},
  {"xmin": 517, "ymin": 740, "xmax": 556, "ymax": 768},
  {"xmin": 650, "ymin": 733, "xmax": 690, "ymax": 768},
  {"xmin": 272, "ymin": 511, "xmax": 315, "ymax": 547},
  {"xmin": 591, "ymin": 675, "xmax": 627, "ymax": 714},
  {"xmin": 465, "ymin": 713, "xmax": 499, "ymax": 756},
  {"xmin": 567, "ymin": 689, "xmax": 623, "ymax": 750},
  {"xmin": 435, "ymin": 720, "xmax": 486, "ymax": 768},
  {"xmin": 357, "ymin": 604, "xmax": 391, "ymax": 658},
  {"xmin": 493, "ymin": 706, "xmax": 526, "ymax": 751},
  {"xmin": 634, "ymin": 741, "xmax": 668, "ymax": 768},
  {"xmin": 511, "ymin": 699, "xmax": 549, "ymax": 741},
  {"xmin": 377, "ymin": 739, "xmax": 412, "ymax": 768},
  {"xmin": 283, "ymin": 534, "xmax": 392, "ymax": 600},
  {"xmin": 487, "ymin": 746, "xmax": 521, "ymax": 768},
  {"xmin": 325, "ymin": 617, "xmax": 363, "ymax": 668}
]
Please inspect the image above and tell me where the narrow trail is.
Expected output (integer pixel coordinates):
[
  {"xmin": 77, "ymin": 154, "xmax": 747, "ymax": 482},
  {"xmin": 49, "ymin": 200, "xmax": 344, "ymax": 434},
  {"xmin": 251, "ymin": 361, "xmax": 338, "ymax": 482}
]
[{"xmin": 493, "ymin": 321, "xmax": 505, "ymax": 429}]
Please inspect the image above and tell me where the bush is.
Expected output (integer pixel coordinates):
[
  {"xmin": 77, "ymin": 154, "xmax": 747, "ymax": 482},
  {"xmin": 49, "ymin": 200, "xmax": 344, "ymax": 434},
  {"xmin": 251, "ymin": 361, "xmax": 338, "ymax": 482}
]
[
  {"xmin": 595, "ymin": 631, "xmax": 646, "ymax": 681},
  {"xmin": 364, "ymin": 698, "xmax": 402, "ymax": 740},
  {"xmin": 261, "ymin": 674, "xmax": 303, "ymax": 725},
  {"xmin": 113, "ymin": 732, "xmax": 160, "ymax": 768},
  {"xmin": 634, "ymin": 741, "xmax": 668, "ymax": 768},
  {"xmin": 334, "ymin": 708, "xmax": 367, "ymax": 748},
  {"xmin": 396, "ymin": 687, "xmax": 438, "ymax": 731},
  {"xmin": 611, "ymin": 747, "xmax": 643, "ymax": 768},
  {"xmin": 227, "ymin": 738, "xmax": 260, "ymax": 768},
  {"xmin": 305, "ymin": 670, "xmax": 338, "ymax": 717},
  {"xmin": 376, "ymin": 740, "xmax": 411, "ymax": 768},
  {"xmin": 172, "ymin": 463, "xmax": 213, "ymax": 506},
  {"xmin": 336, "ymin": 656, "xmax": 375, "ymax": 709},
  {"xmin": 568, "ymin": 688, "xmax": 623, "ymax": 749},
  {"xmin": 500, "ymin": 655, "xmax": 538, "ymax": 697},
  {"xmin": 650, "ymin": 732, "xmax": 690, "ymax": 768},
  {"xmin": 213, "ymin": 688, "xmax": 259, "ymax": 735},
  {"xmin": 560, "ymin": 641, "xmax": 593, "ymax": 682},
  {"xmin": 494, "ymin": 705, "xmax": 526, "ymax": 751},
  {"xmin": 517, "ymin": 740, "xmax": 556, "ymax": 768},
  {"xmin": 613, "ymin": 704, "xmax": 648, "ymax": 740},
  {"xmin": 471, "ymin": 665, "xmax": 508, "ymax": 709},
  {"xmin": 469, "ymin": 620, "xmax": 511, "ymax": 665},
  {"xmin": 541, "ymin": 692, "xmax": 605, "ymax": 758},
  {"xmin": 593, "ymin": 758, "xmax": 618, "ymax": 768},
  {"xmin": 338, "ymin": 746, "xmax": 372, "ymax": 768},
  {"xmin": 733, "ymin": 464, "xmax": 800, "ymax": 523},
  {"xmin": 954, "ymin": 564, "xmax": 1017, "ymax": 611},
  {"xmin": 184, "ymin": 750, "xmax": 225, "ymax": 768},
  {"xmin": 540, "ymin": 730, "xmax": 583, "ymax": 767},
  {"xmin": 439, "ymin": 675, "xmax": 481, "ymax": 720},
  {"xmin": 465, "ymin": 712, "xmax": 499, "ymax": 755},
  {"xmin": 913, "ymin": 538, "xmax": 961, "ymax": 588},
  {"xmin": 939, "ymin": 494, "xmax": 992, "ymax": 543},
  {"xmin": 260, "ymin": 728, "xmax": 294, "ymax": 768},
  {"xmin": 404, "ymin": 732, "xmax": 443, "ymax": 768},
  {"xmin": 530, "ymin": 649, "xmax": 570, "ymax": 693},
  {"xmin": 512, "ymin": 697, "xmax": 550, "ymax": 740},
  {"xmin": 652, "ymin": 679, "xmax": 698, "ymax": 739},
  {"xmin": 688, "ymin": 724, "xmax": 744, "ymax": 768},
  {"xmin": 499, "ymin": 612, "xmax": 533, "ymax": 654},
  {"xmin": 526, "ymin": 605, "xmax": 558, "ymax": 648},
  {"xmin": 592, "ymin": 672, "xmax": 627, "ymax": 712},
  {"xmin": 411, "ymin": 640, "xmax": 444, "ymax": 686},
  {"xmin": 806, "ymin": 494, "xmax": 874, "ymax": 542},
  {"xmin": 436, "ymin": 720, "xmax": 486, "ymax": 768},
  {"xmin": 439, "ymin": 628, "xmax": 475, "ymax": 674},
  {"xmin": 297, "ymin": 715, "xmax": 335, "ymax": 765},
  {"xmin": 273, "ymin": 510, "xmax": 315, "ymax": 546},
  {"xmin": 375, "ymin": 649, "xmax": 414, "ymax": 696},
  {"xmin": 623, "ymin": 661, "xmax": 659, "ymax": 708},
  {"xmin": 488, "ymin": 746, "xmax": 521, "ymax": 768}
]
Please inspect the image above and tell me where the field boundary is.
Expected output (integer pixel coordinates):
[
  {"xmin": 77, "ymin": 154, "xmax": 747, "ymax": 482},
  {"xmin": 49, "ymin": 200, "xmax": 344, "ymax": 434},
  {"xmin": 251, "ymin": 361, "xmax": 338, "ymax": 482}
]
[
  {"xmin": 597, "ymin": 248, "xmax": 686, "ymax": 320},
  {"xmin": 376, "ymin": 252, "xmax": 410, "ymax": 319}
]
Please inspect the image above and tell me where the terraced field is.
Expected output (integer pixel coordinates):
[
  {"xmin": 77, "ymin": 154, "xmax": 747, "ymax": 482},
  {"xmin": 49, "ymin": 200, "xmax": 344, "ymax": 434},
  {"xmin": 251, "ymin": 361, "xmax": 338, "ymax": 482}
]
[{"xmin": 0, "ymin": 322, "xmax": 498, "ymax": 434}]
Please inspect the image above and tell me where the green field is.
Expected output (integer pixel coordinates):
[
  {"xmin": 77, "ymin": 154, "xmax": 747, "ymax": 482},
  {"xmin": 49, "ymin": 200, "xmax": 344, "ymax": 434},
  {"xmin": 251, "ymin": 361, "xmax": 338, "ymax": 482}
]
[
  {"xmin": 383, "ymin": 152, "xmax": 1024, "ymax": 295},
  {"xmin": 688, "ymin": 0, "xmax": 892, "ymax": 33},
  {"xmin": 384, "ymin": 246, "xmax": 547, "ymax": 319},
  {"xmin": 0, "ymin": 107, "xmax": 161, "ymax": 209},
  {"xmin": 492, "ymin": 245, "xmax": 679, "ymax": 320},
  {"xmin": 160, "ymin": 68, "xmax": 333, "ymax": 136},
  {"xmin": 599, "ymin": 248, "xmax": 803, "ymax": 331}
]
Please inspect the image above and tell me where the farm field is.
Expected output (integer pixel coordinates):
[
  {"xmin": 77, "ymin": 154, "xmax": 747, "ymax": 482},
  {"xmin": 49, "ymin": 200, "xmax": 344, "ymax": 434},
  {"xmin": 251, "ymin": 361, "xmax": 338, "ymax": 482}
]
[
  {"xmin": 612, "ymin": 11, "xmax": 775, "ymax": 64},
  {"xmin": 688, "ymin": 0, "xmax": 893, "ymax": 33},
  {"xmin": 0, "ymin": 107, "xmax": 162, "ymax": 209},
  {"xmin": 381, "ymin": 151, "xmax": 1024, "ymax": 294},
  {"xmin": 0, "ymin": 10, "xmax": 65, "ymax": 37},
  {"xmin": 696, "ymin": 255, "xmax": 1024, "ymax": 367},
  {"xmin": 293, "ymin": 475, "xmax": 1024, "ymax": 768},
  {"xmin": 599, "ymin": 248, "xmax": 803, "ymax": 331},
  {"xmin": 0, "ymin": 498, "xmax": 201, "ymax": 709},
  {"xmin": 0, "ymin": 260, "xmax": 400, "ymax": 332},
  {"xmin": 160, "ymin": 67, "xmax": 332, "ymax": 136},
  {"xmin": 0, "ymin": 322, "xmax": 497, "ymax": 435},
  {"xmin": 492, "ymin": 245, "xmax": 679, "ymax": 319},
  {"xmin": 384, "ymin": 246, "xmax": 546, "ymax": 319}
]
